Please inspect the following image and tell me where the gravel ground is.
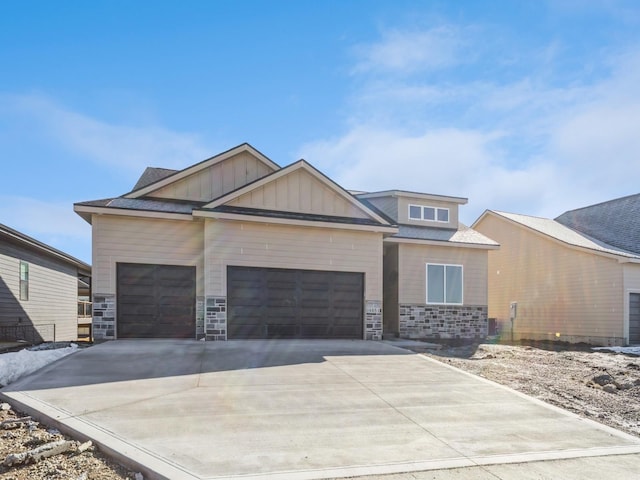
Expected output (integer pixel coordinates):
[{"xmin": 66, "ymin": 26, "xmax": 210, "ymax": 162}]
[
  {"xmin": 1, "ymin": 341, "xmax": 640, "ymax": 479},
  {"xmin": 0, "ymin": 403, "xmax": 138, "ymax": 480},
  {"xmin": 422, "ymin": 342, "xmax": 640, "ymax": 437}
]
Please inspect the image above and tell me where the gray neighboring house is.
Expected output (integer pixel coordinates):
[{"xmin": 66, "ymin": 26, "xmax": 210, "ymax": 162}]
[
  {"xmin": 74, "ymin": 143, "xmax": 498, "ymax": 342},
  {"xmin": 0, "ymin": 223, "xmax": 91, "ymax": 343}
]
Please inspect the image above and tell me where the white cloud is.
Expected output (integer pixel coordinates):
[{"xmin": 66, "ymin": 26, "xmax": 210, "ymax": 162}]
[
  {"xmin": 0, "ymin": 195, "xmax": 91, "ymax": 261},
  {"xmin": 303, "ymin": 22, "xmax": 640, "ymax": 224},
  {"xmin": 352, "ymin": 26, "xmax": 467, "ymax": 74},
  {"xmin": 300, "ymin": 126, "xmax": 564, "ymax": 224},
  {"xmin": 1, "ymin": 94, "xmax": 211, "ymax": 172}
]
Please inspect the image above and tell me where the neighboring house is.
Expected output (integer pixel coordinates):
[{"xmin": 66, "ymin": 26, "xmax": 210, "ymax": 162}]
[
  {"xmin": 0, "ymin": 223, "xmax": 91, "ymax": 343},
  {"xmin": 74, "ymin": 143, "xmax": 497, "ymax": 342},
  {"xmin": 473, "ymin": 196, "xmax": 640, "ymax": 346}
]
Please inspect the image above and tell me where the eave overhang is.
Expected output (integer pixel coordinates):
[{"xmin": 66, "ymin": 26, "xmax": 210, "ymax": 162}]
[{"xmin": 193, "ymin": 209, "xmax": 398, "ymax": 233}]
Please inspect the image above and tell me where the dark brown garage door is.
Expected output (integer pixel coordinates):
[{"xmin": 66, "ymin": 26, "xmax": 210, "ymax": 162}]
[
  {"xmin": 117, "ymin": 263, "xmax": 196, "ymax": 338},
  {"xmin": 630, "ymin": 293, "xmax": 640, "ymax": 344},
  {"xmin": 227, "ymin": 266, "xmax": 363, "ymax": 339}
]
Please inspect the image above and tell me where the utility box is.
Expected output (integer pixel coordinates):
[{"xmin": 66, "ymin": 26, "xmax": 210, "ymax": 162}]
[{"xmin": 509, "ymin": 302, "xmax": 518, "ymax": 320}]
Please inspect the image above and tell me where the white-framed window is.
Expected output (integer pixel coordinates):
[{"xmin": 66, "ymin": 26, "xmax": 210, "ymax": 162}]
[
  {"xmin": 426, "ymin": 263, "xmax": 463, "ymax": 305},
  {"xmin": 409, "ymin": 204, "xmax": 449, "ymax": 223},
  {"xmin": 19, "ymin": 261, "xmax": 29, "ymax": 301}
]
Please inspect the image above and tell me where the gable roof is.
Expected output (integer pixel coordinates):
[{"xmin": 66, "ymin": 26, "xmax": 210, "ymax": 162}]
[
  {"xmin": 555, "ymin": 193, "xmax": 640, "ymax": 255},
  {"xmin": 132, "ymin": 167, "xmax": 178, "ymax": 191},
  {"xmin": 124, "ymin": 143, "xmax": 280, "ymax": 199},
  {"xmin": 200, "ymin": 159, "xmax": 392, "ymax": 226},
  {"xmin": 0, "ymin": 223, "xmax": 90, "ymax": 271},
  {"xmin": 475, "ymin": 210, "xmax": 640, "ymax": 261}
]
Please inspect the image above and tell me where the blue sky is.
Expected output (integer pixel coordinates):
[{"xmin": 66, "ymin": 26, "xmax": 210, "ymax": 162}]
[{"xmin": 2, "ymin": 0, "xmax": 640, "ymax": 264}]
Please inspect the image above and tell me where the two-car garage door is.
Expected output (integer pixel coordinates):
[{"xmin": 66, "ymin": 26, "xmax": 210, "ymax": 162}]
[
  {"xmin": 227, "ymin": 266, "xmax": 364, "ymax": 339},
  {"xmin": 117, "ymin": 263, "xmax": 364, "ymax": 340}
]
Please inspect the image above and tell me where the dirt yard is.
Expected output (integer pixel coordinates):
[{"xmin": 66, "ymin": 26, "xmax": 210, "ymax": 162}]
[
  {"xmin": 1, "ymin": 342, "xmax": 640, "ymax": 479},
  {"xmin": 421, "ymin": 342, "xmax": 640, "ymax": 438}
]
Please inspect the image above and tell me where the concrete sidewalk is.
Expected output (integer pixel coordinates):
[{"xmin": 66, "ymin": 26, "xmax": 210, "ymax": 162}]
[{"xmin": 2, "ymin": 339, "xmax": 640, "ymax": 480}]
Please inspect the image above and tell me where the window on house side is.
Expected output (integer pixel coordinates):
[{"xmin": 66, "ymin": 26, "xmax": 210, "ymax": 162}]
[
  {"xmin": 426, "ymin": 263, "xmax": 463, "ymax": 304},
  {"xmin": 409, "ymin": 205, "xmax": 422, "ymax": 220},
  {"xmin": 423, "ymin": 207, "xmax": 435, "ymax": 221},
  {"xmin": 408, "ymin": 204, "xmax": 450, "ymax": 223},
  {"xmin": 437, "ymin": 208, "xmax": 449, "ymax": 222},
  {"xmin": 19, "ymin": 261, "xmax": 29, "ymax": 301}
]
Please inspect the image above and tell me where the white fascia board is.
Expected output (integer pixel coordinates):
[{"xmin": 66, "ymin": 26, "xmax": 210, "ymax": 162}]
[
  {"xmin": 193, "ymin": 210, "xmax": 398, "ymax": 233},
  {"xmin": 124, "ymin": 144, "xmax": 279, "ymax": 199},
  {"xmin": 204, "ymin": 161, "xmax": 392, "ymax": 225},
  {"xmin": 384, "ymin": 237, "xmax": 500, "ymax": 250},
  {"xmin": 73, "ymin": 205, "xmax": 196, "ymax": 222}
]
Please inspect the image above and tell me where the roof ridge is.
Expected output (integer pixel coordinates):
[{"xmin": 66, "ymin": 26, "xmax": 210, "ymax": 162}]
[{"xmin": 558, "ymin": 192, "xmax": 640, "ymax": 216}]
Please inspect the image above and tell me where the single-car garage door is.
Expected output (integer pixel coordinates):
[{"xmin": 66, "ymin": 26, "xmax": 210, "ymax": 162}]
[
  {"xmin": 117, "ymin": 263, "xmax": 196, "ymax": 338},
  {"xmin": 630, "ymin": 293, "xmax": 640, "ymax": 344},
  {"xmin": 227, "ymin": 266, "xmax": 363, "ymax": 339}
]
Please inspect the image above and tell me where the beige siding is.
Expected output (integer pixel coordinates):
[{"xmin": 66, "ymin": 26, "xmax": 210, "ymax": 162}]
[
  {"xmin": 0, "ymin": 241, "xmax": 78, "ymax": 341},
  {"xmin": 204, "ymin": 219, "xmax": 382, "ymax": 300},
  {"xmin": 227, "ymin": 168, "xmax": 370, "ymax": 219},
  {"xmin": 148, "ymin": 151, "xmax": 274, "ymax": 202},
  {"xmin": 398, "ymin": 243, "xmax": 488, "ymax": 305},
  {"xmin": 92, "ymin": 215, "xmax": 204, "ymax": 295},
  {"xmin": 475, "ymin": 214, "xmax": 624, "ymax": 343},
  {"xmin": 397, "ymin": 196, "xmax": 459, "ymax": 228}
]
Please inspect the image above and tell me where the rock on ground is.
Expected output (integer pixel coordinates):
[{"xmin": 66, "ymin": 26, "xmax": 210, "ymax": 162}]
[{"xmin": 0, "ymin": 403, "xmax": 137, "ymax": 480}]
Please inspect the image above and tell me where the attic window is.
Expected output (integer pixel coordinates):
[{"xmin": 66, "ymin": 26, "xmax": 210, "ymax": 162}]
[{"xmin": 408, "ymin": 204, "xmax": 449, "ymax": 223}]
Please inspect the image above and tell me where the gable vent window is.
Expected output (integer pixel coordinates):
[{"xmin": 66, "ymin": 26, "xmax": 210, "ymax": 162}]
[
  {"xmin": 409, "ymin": 204, "xmax": 449, "ymax": 223},
  {"xmin": 19, "ymin": 261, "xmax": 29, "ymax": 301}
]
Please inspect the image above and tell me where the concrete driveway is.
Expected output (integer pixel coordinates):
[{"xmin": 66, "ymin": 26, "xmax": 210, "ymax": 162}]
[{"xmin": 2, "ymin": 339, "xmax": 640, "ymax": 480}]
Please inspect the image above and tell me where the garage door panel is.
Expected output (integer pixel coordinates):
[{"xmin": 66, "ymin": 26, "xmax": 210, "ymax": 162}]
[
  {"xmin": 117, "ymin": 263, "xmax": 196, "ymax": 339},
  {"xmin": 227, "ymin": 266, "xmax": 363, "ymax": 339},
  {"xmin": 630, "ymin": 293, "xmax": 640, "ymax": 344}
]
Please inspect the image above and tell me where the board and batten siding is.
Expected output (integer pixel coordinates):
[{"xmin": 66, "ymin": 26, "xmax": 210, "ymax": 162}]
[
  {"xmin": 147, "ymin": 151, "xmax": 274, "ymax": 202},
  {"xmin": 204, "ymin": 219, "xmax": 383, "ymax": 300},
  {"xmin": 0, "ymin": 240, "xmax": 78, "ymax": 341},
  {"xmin": 227, "ymin": 168, "xmax": 370, "ymax": 219},
  {"xmin": 397, "ymin": 243, "xmax": 488, "ymax": 305},
  {"xmin": 92, "ymin": 215, "xmax": 204, "ymax": 295},
  {"xmin": 475, "ymin": 214, "xmax": 624, "ymax": 344}
]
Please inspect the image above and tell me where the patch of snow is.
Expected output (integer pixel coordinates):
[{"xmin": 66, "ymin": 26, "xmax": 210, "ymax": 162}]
[
  {"xmin": 593, "ymin": 345, "xmax": 640, "ymax": 355},
  {"xmin": 0, "ymin": 343, "xmax": 78, "ymax": 386}
]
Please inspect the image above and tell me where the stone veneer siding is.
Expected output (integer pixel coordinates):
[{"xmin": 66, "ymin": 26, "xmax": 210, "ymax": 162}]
[
  {"xmin": 365, "ymin": 300, "xmax": 383, "ymax": 340},
  {"xmin": 399, "ymin": 304, "xmax": 488, "ymax": 340},
  {"xmin": 196, "ymin": 296, "xmax": 205, "ymax": 340},
  {"xmin": 206, "ymin": 296, "xmax": 227, "ymax": 341},
  {"xmin": 92, "ymin": 294, "xmax": 116, "ymax": 341}
]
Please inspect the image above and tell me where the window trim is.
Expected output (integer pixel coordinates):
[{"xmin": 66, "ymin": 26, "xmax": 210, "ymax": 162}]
[
  {"xmin": 425, "ymin": 263, "xmax": 463, "ymax": 305},
  {"xmin": 408, "ymin": 204, "xmax": 450, "ymax": 223},
  {"xmin": 19, "ymin": 261, "xmax": 29, "ymax": 301}
]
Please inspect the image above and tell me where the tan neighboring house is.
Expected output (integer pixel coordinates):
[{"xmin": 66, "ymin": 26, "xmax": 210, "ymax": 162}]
[
  {"xmin": 473, "ymin": 196, "xmax": 640, "ymax": 346},
  {"xmin": 0, "ymin": 223, "xmax": 91, "ymax": 343},
  {"xmin": 74, "ymin": 143, "xmax": 497, "ymax": 342}
]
